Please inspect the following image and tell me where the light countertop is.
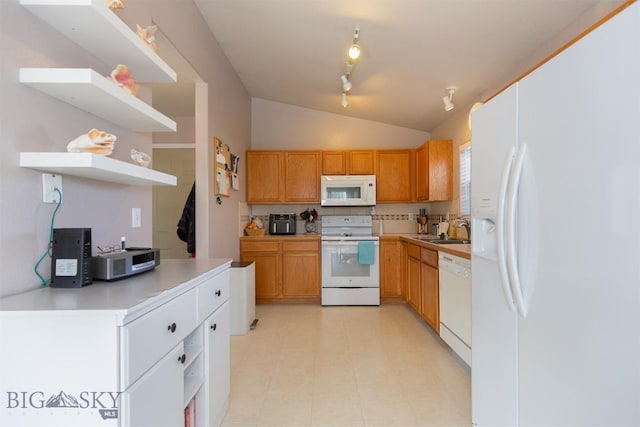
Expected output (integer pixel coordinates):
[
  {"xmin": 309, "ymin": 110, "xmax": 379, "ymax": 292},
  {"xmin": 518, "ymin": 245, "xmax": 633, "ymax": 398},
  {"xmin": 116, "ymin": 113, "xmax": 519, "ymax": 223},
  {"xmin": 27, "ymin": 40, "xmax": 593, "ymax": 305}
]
[
  {"xmin": 0, "ymin": 258, "xmax": 232, "ymax": 322},
  {"xmin": 381, "ymin": 234, "xmax": 471, "ymax": 259}
]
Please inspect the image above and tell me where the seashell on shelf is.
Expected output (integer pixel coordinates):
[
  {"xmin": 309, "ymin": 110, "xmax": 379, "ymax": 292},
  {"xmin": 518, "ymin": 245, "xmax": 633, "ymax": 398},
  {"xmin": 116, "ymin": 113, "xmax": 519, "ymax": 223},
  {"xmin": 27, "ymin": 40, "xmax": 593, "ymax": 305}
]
[
  {"xmin": 109, "ymin": 64, "xmax": 139, "ymax": 96},
  {"xmin": 136, "ymin": 24, "xmax": 157, "ymax": 51},
  {"xmin": 67, "ymin": 129, "xmax": 116, "ymax": 156},
  {"xmin": 130, "ymin": 149, "xmax": 151, "ymax": 167},
  {"xmin": 104, "ymin": 0, "xmax": 124, "ymax": 10}
]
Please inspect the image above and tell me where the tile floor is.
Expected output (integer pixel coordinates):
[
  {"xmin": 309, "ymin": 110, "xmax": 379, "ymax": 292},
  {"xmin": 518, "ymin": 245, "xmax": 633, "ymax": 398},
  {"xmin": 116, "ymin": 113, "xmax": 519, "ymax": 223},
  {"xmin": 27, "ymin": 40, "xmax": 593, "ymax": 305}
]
[{"xmin": 222, "ymin": 303, "xmax": 470, "ymax": 427}]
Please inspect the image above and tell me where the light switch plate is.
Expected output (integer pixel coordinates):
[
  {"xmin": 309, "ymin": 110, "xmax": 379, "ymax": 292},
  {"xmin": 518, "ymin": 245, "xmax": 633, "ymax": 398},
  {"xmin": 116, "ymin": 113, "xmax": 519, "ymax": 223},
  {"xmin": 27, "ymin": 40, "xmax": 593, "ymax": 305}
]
[{"xmin": 132, "ymin": 208, "xmax": 141, "ymax": 228}]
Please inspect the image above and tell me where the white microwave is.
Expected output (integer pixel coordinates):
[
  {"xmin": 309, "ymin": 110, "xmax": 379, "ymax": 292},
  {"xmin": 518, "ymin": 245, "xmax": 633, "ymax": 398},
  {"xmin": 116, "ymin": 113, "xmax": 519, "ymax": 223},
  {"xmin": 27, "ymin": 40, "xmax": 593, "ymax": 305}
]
[{"xmin": 320, "ymin": 175, "xmax": 376, "ymax": 206}]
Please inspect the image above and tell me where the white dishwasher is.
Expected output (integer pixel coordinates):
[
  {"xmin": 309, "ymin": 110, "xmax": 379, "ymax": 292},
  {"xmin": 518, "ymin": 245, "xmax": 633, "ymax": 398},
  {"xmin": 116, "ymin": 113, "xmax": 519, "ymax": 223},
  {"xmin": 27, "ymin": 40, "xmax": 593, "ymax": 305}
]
[{"xmin": 438, "ymin": 252, "xmax": 471, "ymax": 366}]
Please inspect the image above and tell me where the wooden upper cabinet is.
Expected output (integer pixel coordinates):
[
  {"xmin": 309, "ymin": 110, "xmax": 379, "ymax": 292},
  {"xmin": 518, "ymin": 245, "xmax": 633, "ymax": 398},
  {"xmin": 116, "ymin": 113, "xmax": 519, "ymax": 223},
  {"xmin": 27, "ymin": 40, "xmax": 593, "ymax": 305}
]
[
  {"xmin": 416, "ymin": 140, "xmax": 453, "ymax": 201},
  {"xmin": 284, "ymin": 151, "xmax": 321, "ymax": 202},
  {"xmin": 348, "ymin": 150, "xmax": 375, "ymax": 175},
  {"xmin": 376, "ymin": 150, "xmax": 413, "ymax": 202},
  {"xmin": 321, "ymin": 150, "xmax": 375, "ymax": 175},
  {"xmin": 246, "ymin": 151, "xmax": 284, "ymax": 203},
  {"xmin": 321, "ymin": 151, "xmax": 347, "ymax": 175},
  {"xmin": 415, "ymin": 144, "xmax": 429, "ymax": 201}
]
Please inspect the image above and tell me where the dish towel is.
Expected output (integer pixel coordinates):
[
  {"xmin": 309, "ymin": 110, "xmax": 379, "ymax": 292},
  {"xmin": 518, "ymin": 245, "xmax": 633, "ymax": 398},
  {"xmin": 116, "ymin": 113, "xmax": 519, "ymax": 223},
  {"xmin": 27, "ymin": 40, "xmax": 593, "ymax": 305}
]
[{"xmin": 358, "ymin": 241, "xmax": 375, "ymax": 265}]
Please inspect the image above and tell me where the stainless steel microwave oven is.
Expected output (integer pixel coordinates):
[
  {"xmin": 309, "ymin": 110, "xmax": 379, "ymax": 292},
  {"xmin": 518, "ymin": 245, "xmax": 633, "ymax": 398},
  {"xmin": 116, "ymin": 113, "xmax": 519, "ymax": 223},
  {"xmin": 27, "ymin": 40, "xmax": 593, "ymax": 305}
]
[{"xmin": 320, "ymin": 175, "xmax": 376, "ymax": 206}]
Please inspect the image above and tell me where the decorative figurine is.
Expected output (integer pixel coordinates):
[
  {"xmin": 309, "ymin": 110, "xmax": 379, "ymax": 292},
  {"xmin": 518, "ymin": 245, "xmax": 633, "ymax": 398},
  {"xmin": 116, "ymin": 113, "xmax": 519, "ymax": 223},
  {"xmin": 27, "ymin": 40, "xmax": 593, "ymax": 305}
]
[
  {"xmin": 104, "ymin": 0, "xmax": 124, "ymax": 10},
  {"xmin": 130, "ymin": 148, "xmax": 151, "ymax": 167},
  {"xmin": 109, "ymin": 64, "xmax": 139, "ymax": 96},
  {"xmin": 67, "ymin": 129, "xmax": 116, "ymax": 156},
  {"xmin": 136, "ymin": 24, "xmax": 157, "ymax": 51}
]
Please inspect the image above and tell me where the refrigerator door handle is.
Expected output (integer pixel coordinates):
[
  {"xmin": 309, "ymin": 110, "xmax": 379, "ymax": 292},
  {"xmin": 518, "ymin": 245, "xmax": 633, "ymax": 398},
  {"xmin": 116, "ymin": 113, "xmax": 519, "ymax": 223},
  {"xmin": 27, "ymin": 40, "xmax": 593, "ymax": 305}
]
[
  {"xmin": 506, "ymin": 143, "xmax": 528, "ymax": 317},
  {"xmin": 497, "ymin": 146, "xmax": 516, "ymax": 312}
]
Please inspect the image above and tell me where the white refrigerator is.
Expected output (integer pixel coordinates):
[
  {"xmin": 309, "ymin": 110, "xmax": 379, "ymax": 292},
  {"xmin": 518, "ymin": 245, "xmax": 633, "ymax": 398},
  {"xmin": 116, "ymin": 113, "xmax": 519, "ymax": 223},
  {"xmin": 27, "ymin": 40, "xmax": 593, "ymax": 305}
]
[{"xmin": 471, "ymin": 3, "xmax": 639, "ymax": 426}]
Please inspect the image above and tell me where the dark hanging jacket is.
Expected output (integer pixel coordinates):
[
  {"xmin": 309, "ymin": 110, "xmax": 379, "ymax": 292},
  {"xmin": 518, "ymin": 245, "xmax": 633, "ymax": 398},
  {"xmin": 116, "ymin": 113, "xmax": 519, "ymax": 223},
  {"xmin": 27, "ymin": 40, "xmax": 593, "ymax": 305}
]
[{"xmin": 177, "ymin": 182, "xmax": 196, "ymax": 255}]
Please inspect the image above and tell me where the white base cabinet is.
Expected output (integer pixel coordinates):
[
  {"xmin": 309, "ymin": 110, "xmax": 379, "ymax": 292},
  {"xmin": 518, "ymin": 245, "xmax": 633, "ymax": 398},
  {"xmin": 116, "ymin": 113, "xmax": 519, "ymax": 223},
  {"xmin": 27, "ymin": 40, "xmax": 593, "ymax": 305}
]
[
  {"xmin": 122, "ymin": 343, "xmax": 185, "ymax": 427},
  {"xmin": 0, "ymin": 259, "xmax": 231, "ymax": 427},
  {"xmin": 205, "ymin": 301, "xmax": 231, "ymax": 427}
]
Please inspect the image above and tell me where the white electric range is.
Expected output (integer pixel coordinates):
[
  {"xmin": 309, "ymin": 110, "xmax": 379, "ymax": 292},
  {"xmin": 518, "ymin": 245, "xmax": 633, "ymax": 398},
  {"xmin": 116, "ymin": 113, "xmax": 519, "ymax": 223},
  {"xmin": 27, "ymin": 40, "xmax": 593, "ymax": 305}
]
[{"xmin": 320, "ymin": 215, "xmax": 380, "ymax": 306}]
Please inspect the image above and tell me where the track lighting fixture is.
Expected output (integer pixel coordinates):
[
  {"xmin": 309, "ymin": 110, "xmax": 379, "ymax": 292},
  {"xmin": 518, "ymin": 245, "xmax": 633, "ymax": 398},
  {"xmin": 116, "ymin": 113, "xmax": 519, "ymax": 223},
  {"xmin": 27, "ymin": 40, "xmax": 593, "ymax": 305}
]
[
  {"xmin": 341, "ymin": 92, "xmax": 349, "ymax": 108},
  {"xmin": 443, "ymin": 86, "xmax": 457, "ymax": 112},
  {"xmin": 341, "ymin": 74, "xmax": 352, "ymax": 92},
  {"xmin": 348, "ymin": 28, "xmax": 361, "ymax": 60},
  {"xmin": 339, "ymin": 27, "xmax": 361, "ymax": 108}
]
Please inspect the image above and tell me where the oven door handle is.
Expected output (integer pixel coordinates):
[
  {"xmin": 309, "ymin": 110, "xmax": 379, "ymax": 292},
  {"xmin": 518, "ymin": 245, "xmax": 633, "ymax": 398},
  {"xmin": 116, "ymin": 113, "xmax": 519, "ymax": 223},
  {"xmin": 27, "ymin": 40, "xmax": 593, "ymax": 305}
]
[{"xmin": 321, "ymin": 241, "xmax": 379, "ymax": 246}]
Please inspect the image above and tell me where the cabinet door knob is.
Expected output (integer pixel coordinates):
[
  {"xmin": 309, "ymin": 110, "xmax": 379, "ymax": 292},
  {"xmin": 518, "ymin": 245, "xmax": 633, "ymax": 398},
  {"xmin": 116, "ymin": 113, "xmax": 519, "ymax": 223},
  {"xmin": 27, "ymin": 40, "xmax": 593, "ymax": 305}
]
[
  {"xmin": 210, "ymin": 323, "xmax": 217, "ymax": 331},
  {"xmin": 178, "ymin": 354, "xmax": 186, "ymax": 364},
  {"xmin": 168, "ymin": 322, "xmax": 177, "ymax": 333},
  {"xmin": 215, "ymin": 289, "xmax": 222, "ymax": 297}
]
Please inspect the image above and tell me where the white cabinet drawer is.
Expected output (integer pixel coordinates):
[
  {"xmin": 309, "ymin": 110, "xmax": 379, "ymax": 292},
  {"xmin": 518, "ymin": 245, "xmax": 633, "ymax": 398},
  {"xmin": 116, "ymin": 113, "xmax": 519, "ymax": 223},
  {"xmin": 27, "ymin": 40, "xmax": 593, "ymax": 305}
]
[
  {"xmin": 122, "ymin": 289, "xmax": 197, "ymax": 388},
  {"xmin": 197, "ymin": 269, "xmax": 230, "ymax": 323}
]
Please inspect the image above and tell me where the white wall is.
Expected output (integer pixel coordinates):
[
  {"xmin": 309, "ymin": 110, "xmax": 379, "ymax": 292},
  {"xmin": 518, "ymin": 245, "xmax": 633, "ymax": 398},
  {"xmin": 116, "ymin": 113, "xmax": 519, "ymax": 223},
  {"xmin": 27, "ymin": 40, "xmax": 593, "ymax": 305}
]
[
  {"xmin": 0, "ymin": 0, "xmax": 250, "ymax": 297},
  {"xmin": 0, "ymin": 0, "xmax": 154, "ymax": 297},
  {"xmin": 252, "ymin": 98, "xmax": 429, "ymax": 150},
  {"xmin": 427, "ymin": 1, "xmax": 627, "ymax": 218},
  {"xmin": 119, "ymin": 1, "xmax": 251, "ymax": 262},
  {"xmin": 153, "ymin": 116, "xmax": 196, "ymax": 145}
]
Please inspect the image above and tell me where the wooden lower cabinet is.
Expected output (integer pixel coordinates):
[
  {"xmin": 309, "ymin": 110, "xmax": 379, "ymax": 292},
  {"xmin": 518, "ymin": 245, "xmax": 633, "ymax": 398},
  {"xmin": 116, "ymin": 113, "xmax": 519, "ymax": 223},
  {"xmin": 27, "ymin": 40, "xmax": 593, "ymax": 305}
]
[
  {"xmin": 403, "ymin": 242, "xmax": 440, "ymax": 333},
  {"xmin": 380, "ymin": 239, "xmax": 403, "ymax": 298},
  {"xmin": 406, "ymin": 243, "xmax": 421, "ymax": 312},
  {"xmin": 420, "ymin": 256, "xmax": 439, "ymax": 332},
  {"xmin": 240, "ymin": 238, "xmax": 320, "ymax": 302},
  {"xmin": 282, "ymin": 241, "xmax": 320, "ymax": 297},
  {"xmin": 242, "ymin": 252, "xmax": 280, "ymax": 298}
]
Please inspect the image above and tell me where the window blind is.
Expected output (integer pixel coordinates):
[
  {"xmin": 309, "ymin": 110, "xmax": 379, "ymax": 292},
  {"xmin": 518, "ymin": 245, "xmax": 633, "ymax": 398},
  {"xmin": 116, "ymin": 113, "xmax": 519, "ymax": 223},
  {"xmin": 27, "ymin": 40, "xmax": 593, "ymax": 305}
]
[{"xmin": 459, "ymin": 143, "xmax": 471, "ymax": 215}]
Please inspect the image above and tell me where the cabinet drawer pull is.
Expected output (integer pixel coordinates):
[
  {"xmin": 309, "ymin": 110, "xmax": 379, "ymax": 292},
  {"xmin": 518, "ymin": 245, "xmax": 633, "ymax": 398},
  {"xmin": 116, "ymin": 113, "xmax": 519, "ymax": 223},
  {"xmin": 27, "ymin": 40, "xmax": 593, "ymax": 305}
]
[
  {"xmin": 178, "ymin": 354, "xmax": 186, "ymax": 364},
  {"xmin": 210, "ymin": 323, "xmax": 217, "ymax": 331},
  {"xmin": 167, "ymin": 322, "xmax": 177, "ymax": 333},
  {"xmin": 215, "ymin": 289, "xmax": 222, "ymax": 297}
]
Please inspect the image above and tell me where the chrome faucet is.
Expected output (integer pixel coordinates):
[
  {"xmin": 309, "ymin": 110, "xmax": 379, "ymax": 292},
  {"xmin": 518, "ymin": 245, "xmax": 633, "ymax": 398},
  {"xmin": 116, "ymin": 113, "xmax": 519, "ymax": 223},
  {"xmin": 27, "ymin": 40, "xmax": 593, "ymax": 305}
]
[{"xmin": 456, "ymin": 218, "xmax": 471, "ymax": 240}]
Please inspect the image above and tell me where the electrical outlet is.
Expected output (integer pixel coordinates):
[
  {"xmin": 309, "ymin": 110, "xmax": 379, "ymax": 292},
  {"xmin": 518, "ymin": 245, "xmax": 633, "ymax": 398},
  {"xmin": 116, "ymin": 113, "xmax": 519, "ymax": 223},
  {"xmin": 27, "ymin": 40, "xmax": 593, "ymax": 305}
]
[
  {"xmin": 132, "ymin": 208, "xmax": 141, "ymax": 228},
  {"xmin": 42, "ymin": 174, "xmax": 62, "ymax": 203}
]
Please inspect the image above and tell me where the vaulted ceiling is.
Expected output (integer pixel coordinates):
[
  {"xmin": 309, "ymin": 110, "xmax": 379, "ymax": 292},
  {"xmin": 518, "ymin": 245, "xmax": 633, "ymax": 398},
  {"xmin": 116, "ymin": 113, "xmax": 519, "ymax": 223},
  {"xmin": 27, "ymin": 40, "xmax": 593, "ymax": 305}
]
[{"xmin": 156, "ymin": 0, "xmax": 624, "ymax": 132}]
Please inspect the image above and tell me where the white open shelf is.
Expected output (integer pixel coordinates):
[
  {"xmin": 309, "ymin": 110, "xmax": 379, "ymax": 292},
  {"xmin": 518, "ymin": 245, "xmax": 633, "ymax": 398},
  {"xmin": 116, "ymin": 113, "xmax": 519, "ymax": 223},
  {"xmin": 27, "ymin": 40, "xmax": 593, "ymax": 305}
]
[
  {"xmin": 20, "ymin": 68, "xmax": 177, "ymax": 132},
  {"xmin": 183, "ymin": 376, "xmax": 204, "ymax": 408},
  {"xmin": 20, "ymin": 152, "xmax": 177, "ymax": 186},
  {"xmin": 20, "ymin": 0, "xmax": 176, "ymax": 83}
]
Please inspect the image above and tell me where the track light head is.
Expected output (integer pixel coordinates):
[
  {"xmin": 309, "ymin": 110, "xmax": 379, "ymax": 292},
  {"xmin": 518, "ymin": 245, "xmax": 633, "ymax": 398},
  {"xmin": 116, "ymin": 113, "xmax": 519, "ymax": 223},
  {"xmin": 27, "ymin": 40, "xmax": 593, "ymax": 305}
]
[
  {"xmin": 348, "ymin": 44, "xmax": 361, "ymax": 60},
  {"xmin": 340, "ymin": 92, "xmax": 349, "ymax": 108},
  {"xmin": 341, "ymin": 74, "xmax": 352, "ymax": 92},
  {"xmin": 348, "ymin": 27, "xmax": 361, "ymax": 60},
  {"xmin": 443, "ymin": 86, "xmax": 457, "ymax": 112}
]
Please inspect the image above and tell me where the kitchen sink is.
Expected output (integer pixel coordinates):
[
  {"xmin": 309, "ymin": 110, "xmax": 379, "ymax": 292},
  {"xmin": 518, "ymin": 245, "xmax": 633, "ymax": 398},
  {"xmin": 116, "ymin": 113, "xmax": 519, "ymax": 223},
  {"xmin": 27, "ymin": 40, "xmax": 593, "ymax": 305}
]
[{"xmin": 416, "ymin": 237, "xmax": 470, "ymax": 244}]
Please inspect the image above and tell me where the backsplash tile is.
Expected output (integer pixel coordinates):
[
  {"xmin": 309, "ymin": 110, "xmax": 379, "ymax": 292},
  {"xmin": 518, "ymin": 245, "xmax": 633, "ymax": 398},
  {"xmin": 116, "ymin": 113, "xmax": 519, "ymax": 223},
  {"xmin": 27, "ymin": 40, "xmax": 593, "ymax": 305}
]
[{"xmin": 240, "ymin": 203, "xmax": 466, "ymax": 237}]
